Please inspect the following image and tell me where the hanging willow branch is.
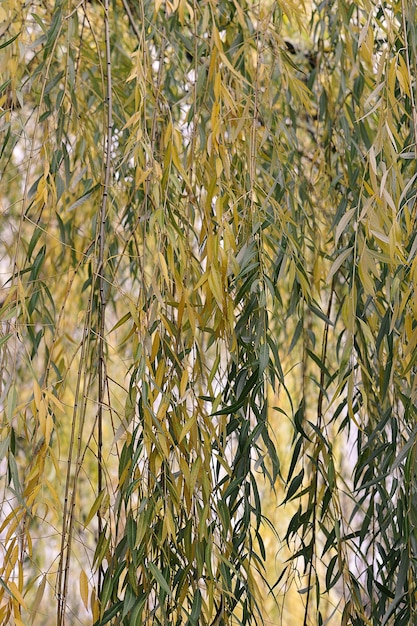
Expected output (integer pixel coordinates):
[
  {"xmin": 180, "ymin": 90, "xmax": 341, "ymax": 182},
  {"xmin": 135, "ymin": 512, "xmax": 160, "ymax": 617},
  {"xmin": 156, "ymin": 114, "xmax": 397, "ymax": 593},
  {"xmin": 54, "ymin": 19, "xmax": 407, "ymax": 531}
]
[{"xmin": 96, "ymin": 0, "xmax": 113, "ymax": 595}]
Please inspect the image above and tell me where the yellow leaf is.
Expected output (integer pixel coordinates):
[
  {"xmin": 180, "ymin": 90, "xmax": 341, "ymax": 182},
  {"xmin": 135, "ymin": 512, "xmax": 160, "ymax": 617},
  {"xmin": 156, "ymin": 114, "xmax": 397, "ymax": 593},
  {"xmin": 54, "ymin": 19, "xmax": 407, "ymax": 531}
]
[
  {"xmin": 84, "ymin": 490, "xmax": 105, "ymax": 527},
  {"xmin": 135, "ymin": 166, "xmax": 152, "ymax": 188},
  {"xmin": 214, "ymin": 71, "xmax": 221, "ymax": 101},
  {"xmin": 156, "ymin": 399, "xmax": 169, "ymax": 421},
  {"xmin": 80, "ymin": 569, "xmax": 89, "ymax": 610},
  {"xmin": 186, "ymin": 303, "xmax": 197, "ymax": 336},
  {"xmin": 208, "ymin": 267, "xmax": 224, "ymax": 309},
  {"xmin": 178, "ymin": 416, "xmax": 195, "ymax": 444},
  {"xmin": 44, "ymin": 412, "xmax": 53, "ymax": 444},
  {"xmin": 25, "ymin": 528, "xmax": 32, "ymax": 559},
  {"xmin": 368, "ymin": 145, "xmax": 379, "ymax": 194},
  {"xmin": 154, "ymin": 0, "xmax": 164, "ymax": 15},
  {"xmin": 335, "ymin": 207, "xmax": 356, "ymax": 245},
  {"xmin": 33, "ymin": 380, "xmax": 42, "ymax": 410},
  {"xmin": 122, "ymin": 110, "xmax": 141, "ymax": 130},
  {"xmin": 215, "ymin": 157, "xmax": 223, "ymax": 178},
  {"xmin": 43, "ymin": 389, "xmax": 65, "ymax": 413},
  {"xmin": 194, "ymin": 271, "xmax": 209, "ymax": 291},
  {"xmin": 180, "ymin": 369, "xmax": 188, "ymax": 398},
  {"xmin": 30, "ymin": 576, "xmax": 46, "ymax": 625},
  {"xmin": 190, "ymin": 456, "xmax": 202, "ymax": 494},
  {"xmin": 91, "ymin": 588, "xmax": 100, "ymax": 622},
  {"xmin": 158, "ymin": 251, "xmax": 170, "ymax": 286},
  {"xmin": 327, "ymin": 247, "xmax": 353, "ymax": 282},
  {"xmin": 163, "ymin": 507, "xmax": 176, "ymax": 542},
  {"xmin": 151, "ymin": 331, "xmax": 160, "ymax": 362},
  {"xmin": 212, "ymin": 26, "xmax": 223, "ymax": 52},
  {"xmin": 14, "ymin": 616, "xmax": 25, "ymax": 626},
  {"xmin": 8, "ymin": 581, "xmax": 27, "ymax": 611},
  {"xmin": 397, "ymin": 54, "xmax": 411, "ymax": 97}
]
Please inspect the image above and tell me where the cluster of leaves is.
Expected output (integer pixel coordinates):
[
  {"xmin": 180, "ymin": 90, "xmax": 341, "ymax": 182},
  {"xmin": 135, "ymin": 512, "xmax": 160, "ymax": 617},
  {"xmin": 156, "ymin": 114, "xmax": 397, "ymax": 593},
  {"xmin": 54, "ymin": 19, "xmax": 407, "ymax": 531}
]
[
  {"xmin": 1, "ymin": 0, "xmax": 293, "ymax": 623},
  {"xmin": 276, "ymin": 1, "xmax": 417, "ymax": 624},
  {"xmin": 1, "ymin": 0, "xmax": 417, "ymax": 625}
]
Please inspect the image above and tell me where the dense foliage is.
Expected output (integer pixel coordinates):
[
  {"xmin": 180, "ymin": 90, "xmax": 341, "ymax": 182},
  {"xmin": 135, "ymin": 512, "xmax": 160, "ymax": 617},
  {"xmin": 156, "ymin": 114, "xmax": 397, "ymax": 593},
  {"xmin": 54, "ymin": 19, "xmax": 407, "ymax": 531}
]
[{"xmin": 1, "ymin": 0, "xmax": 417, "ymax": 625}]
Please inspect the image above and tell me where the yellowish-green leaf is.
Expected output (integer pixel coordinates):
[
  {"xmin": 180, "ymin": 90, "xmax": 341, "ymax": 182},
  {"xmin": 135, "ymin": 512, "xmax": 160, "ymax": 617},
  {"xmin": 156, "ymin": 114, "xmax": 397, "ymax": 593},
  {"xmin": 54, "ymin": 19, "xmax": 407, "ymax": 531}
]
[
  {"xmin": 84, "ymin": 490, "xmax": 105, "ymax": 527},
  {"xmin": 80, "ymin": 569, "xmax": 89, "ymax": 610}
]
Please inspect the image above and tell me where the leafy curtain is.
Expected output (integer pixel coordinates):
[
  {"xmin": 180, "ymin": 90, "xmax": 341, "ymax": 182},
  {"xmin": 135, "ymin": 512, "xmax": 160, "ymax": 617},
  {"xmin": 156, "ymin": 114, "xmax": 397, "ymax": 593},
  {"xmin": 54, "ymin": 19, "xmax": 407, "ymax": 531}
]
[{"xmin": 1, "ymin": 1, "xmax": 417, "ymax": 625}]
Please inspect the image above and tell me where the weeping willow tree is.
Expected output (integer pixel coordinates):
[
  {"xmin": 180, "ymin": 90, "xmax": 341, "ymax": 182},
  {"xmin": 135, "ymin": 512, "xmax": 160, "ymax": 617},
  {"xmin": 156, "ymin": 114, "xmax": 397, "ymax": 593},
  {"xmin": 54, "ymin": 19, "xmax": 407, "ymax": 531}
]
[{"xmin": 1, "ymin": 0, "xmax": 417, "ymax": 624}]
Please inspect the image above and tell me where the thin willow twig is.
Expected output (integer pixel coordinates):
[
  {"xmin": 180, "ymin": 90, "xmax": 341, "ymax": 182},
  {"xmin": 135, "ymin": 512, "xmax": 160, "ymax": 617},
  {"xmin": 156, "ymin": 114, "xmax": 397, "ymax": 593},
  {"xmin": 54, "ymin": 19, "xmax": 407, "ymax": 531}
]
[{"xmin": 96, "ymin": 0, "xmax": 113, "ymax": 595}]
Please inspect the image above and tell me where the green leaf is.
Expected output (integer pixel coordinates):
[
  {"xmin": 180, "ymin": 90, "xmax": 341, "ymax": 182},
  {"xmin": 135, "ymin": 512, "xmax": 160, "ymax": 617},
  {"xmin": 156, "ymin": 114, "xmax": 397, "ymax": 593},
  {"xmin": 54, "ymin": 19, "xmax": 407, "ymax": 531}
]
[
  {"xmin": 0, "ymin": 32, "xmax": 20, "ymax": 50},
  {"xmin": 148, "ymin": 562, "xmax": 172, "ymax": 598}
]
